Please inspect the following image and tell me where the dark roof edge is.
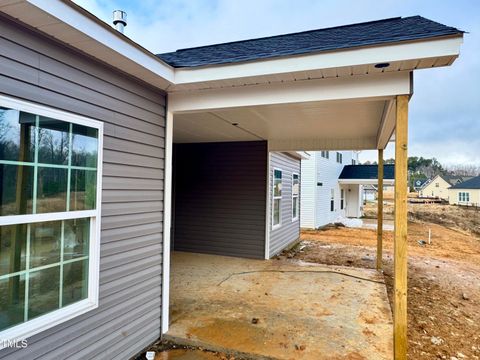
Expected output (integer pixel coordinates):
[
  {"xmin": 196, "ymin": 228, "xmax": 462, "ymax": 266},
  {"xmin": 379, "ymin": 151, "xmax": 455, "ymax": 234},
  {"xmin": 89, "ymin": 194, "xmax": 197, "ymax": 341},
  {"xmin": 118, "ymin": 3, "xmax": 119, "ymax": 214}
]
[
  {"xmin": 157, "ymin": 15, "xmax": 464, "ymax": 57},
  {"xmin": 161, "ymin": 17, "xmax": 406, "ymax": 54}
]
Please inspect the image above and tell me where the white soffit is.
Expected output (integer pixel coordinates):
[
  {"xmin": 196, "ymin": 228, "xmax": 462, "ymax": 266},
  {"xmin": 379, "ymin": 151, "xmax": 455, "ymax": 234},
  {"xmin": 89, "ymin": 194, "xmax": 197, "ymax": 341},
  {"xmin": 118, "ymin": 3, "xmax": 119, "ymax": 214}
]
[
  {"xmin": 0, "ymin": 0, "xmax": 175, "ymax": 89},
  {"xmin": 173, "ymin": 98, "xmax": 388, "ymax": 151}
]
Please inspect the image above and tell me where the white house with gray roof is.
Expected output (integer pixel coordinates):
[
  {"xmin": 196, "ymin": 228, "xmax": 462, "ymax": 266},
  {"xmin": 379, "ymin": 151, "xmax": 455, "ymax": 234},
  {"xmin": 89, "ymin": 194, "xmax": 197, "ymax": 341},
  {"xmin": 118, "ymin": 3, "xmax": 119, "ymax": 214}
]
[{"xmin": 301, "ymin": 152, "xmax": 395, "ymax": 228}]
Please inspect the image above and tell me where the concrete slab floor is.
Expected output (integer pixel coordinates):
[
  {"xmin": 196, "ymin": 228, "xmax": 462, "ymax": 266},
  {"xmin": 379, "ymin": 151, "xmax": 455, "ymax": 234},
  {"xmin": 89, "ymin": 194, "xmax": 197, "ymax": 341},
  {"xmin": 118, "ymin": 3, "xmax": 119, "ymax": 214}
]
[{"xmin": 166, "ymin": 252, "xmax": 393, "ymax": 360}]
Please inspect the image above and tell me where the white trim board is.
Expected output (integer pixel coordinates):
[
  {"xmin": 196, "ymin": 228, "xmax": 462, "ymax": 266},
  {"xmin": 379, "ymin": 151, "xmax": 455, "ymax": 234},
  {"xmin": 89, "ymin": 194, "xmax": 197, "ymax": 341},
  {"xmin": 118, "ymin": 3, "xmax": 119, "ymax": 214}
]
[
  {"xmin": 169, "ymin": 72, "xmax": 410, "ymax": 113},
  {"xmin": 264, "ymin": 151, "xmax": 271, "ymax": 259},
  {"xmin": 161, "ymin": 109, "xmax": 174, "ymax": 334}
]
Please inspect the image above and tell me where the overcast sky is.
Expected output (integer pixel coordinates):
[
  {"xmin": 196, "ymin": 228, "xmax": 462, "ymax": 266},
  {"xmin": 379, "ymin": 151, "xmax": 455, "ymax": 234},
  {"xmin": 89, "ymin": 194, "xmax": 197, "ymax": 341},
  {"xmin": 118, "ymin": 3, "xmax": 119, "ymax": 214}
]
[{"xmin": 74, "ymin": 0, "xmax": 480, "ymax": 166}]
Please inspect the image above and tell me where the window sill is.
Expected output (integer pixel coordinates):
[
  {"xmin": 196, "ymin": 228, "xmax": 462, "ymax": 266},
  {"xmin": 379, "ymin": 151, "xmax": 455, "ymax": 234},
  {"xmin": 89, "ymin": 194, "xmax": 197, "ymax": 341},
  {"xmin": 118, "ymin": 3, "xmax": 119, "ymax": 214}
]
[{"xmin": 0, "ymin": 298, "xmax": 98, "ymax": 349}]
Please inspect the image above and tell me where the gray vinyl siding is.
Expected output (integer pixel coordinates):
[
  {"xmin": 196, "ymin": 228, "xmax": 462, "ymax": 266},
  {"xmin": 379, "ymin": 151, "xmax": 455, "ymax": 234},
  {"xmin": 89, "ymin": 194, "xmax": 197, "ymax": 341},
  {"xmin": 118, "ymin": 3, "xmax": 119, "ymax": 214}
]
[
  {"xmin": 269, "ymin": 152, "xmax": 301, "ymax": 257},
  {"xmin": 173, "ymin": 141, "xmax": 267, "ymax": 259},
  {"xmin": 0, "ymin": 16, "xmax": 164, "ymax": 360}
]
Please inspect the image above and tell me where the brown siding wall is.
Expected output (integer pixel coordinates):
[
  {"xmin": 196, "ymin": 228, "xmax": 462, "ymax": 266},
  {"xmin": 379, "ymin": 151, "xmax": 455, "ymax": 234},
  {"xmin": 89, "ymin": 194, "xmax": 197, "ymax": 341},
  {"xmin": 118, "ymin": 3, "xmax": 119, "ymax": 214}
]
[
  {"xmin": 0, "ymin": 15, "xmax": 165, "ymax": 360},
  {"xmin": 173, "ymin": 141, "xmax": 267, "ymax": 259}
]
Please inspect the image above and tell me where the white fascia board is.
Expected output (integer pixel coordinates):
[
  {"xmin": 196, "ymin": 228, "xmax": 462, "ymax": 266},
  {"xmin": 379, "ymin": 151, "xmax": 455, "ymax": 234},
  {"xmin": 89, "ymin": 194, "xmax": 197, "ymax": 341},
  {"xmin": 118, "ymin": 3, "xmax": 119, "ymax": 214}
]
[
  {"xmin": 174, "ymin": 36, "xmax": 463, "ymax": 85},
  {"xmin": 338, "ymin": 179, "xmax": 395, "ymax": 185},
  {"xmin": 25, "ymin": 0, "xmax": 175, "ymax": 84},
  {"xmin": 169, "ymin": 72, "xmax": 410, "ymax": 113}
]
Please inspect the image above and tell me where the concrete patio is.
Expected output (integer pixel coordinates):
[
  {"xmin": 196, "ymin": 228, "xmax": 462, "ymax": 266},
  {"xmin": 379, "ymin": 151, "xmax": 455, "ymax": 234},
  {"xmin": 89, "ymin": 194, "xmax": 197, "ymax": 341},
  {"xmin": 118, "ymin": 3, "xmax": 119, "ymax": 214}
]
[{"xmin": 165, "ymin": 252, "xmax": 393, "ymax": 360}]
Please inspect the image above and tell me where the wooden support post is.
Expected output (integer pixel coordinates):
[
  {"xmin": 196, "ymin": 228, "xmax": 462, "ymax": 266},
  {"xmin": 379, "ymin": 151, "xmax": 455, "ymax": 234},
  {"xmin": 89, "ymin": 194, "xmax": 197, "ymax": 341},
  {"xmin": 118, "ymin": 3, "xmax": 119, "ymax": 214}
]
[
  {"xmin": 394, "ymin": 95, "xmax": 409, "ymax": 360},
  {"xmin": 376, "ymin": 149, "xmax": 384, "ymax": 271}
]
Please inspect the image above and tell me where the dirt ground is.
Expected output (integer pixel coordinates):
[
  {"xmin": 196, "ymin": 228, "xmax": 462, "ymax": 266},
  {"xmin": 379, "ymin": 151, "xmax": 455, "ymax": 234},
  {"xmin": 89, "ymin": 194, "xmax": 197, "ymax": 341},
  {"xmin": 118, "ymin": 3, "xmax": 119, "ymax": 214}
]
[
  {"xmin": 296, "ymin": 221, "xmax": 480, "ymax": 360},
  {"xmin": 363, "ymin": 201, "xmax": 480, "ymax": 236}
]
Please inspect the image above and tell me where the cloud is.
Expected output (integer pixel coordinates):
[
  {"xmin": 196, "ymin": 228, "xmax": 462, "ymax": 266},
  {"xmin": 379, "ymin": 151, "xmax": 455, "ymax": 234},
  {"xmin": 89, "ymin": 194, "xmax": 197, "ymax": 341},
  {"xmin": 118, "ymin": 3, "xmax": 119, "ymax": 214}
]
[{"xmin": 74, "ymin": 0, "xmax": 480, "ymax": 166}]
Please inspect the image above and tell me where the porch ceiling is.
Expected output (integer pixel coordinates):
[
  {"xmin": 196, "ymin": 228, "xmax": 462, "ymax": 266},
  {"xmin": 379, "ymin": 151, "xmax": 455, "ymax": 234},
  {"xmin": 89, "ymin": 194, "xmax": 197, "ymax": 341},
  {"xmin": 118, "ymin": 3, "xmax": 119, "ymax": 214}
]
[
  {"xmin": 173, "ymin": 98, "xmax": 388, "ymax": 150},
  {"xmin": 170, "ymin": 71, "xmax": 406, "ymax": 151}
]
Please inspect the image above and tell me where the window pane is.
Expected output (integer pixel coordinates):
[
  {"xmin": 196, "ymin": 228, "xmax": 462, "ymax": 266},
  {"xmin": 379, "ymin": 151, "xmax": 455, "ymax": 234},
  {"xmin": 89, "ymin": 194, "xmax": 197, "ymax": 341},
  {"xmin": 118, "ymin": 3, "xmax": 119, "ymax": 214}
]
[
  {"xmin": 0, "ymin": 109, "xmax": 35, "ymax": 162},
  {"xmin": 37, "ymin": 117, "xmax": 69, "ymax": 165},
  {"xmin": 274, "ymin": 170, "xmax": 282, "ymax": 197},
  {"xmin": 0, "ymin": 164, "xmax": 34, "ymax": 216},
  {"xmin": 0, "ymin": 274, "xmax": 26, "ymax": 331},
  {"xmin": 28, "ymin": 266, "xmax": 60, "ymax": 320},
  {"xmin": 36, "ymin": 167, "xmax": 68, "ymax": 214},
  {"xmin": 273, "ymin": 199, "xmax": 280, "ymax": 225},
  {"xmin": 72, "ymin": 124, "xmax": 98, "ymax": 168},
  {"xmin": 0, "ymin": 224, "xmax": 27, "ymax": 276},
  {"xmin": 70, "ymin": 169, "xmax": 97, "ymax": 211},
  {"xmin": 292, "ymin": 174, "xmax": 299, "ymax": 196},
  {"xmin": 293, "ymin": 198, "xmax": 298, "ymax": 218},
  {"xmin": 63, "ymin": 218, "xmax": 90, "ymax": 261},
  {"xmin": 63, "ymin": 259, "xmax": 88, "ymax": 306},
  {"xmin": 30, "ymin": 221, "xmax": 61, "ymax": 269}
]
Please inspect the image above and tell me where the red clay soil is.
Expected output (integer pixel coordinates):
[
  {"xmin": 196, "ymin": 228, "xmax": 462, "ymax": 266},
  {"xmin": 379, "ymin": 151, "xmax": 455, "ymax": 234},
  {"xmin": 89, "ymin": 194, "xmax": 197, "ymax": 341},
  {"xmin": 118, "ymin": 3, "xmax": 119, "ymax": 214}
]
[{"xmin": 296, "ymin": 223, "xmax": 480, "ymax": 360}]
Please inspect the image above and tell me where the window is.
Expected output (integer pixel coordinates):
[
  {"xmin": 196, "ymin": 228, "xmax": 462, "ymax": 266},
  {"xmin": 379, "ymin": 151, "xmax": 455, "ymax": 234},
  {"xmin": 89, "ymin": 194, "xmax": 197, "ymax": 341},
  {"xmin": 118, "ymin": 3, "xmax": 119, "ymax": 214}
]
[
  {"xmin": 435, "ymin": 183, "xmax": 439, "ymax": 188},
  {"xmin": 292, "ymin": 174, "xmax": 299, "ymax": 221},
  {"xmin": 330, "ymin": 189, "xmax": 335, "ymax": 212},
  {"xmin": 0, "ymin": 96, "xmax": 102, "ymax": 342},
  {"xmin": 458, "ymin": 192, "xmax": 470, "ymax": 203},
  {"xmin": 336, "ymin": 152, "xmax": 343, "ymax": 164},
  {"xmin": 321, "ymin": 151, "xmax": 329, "ymax": 159},
  {"xmin": 352, "ymin": 159, "xmax": 356, "ymax": 165},
  {"xmin": 340, "ymin": 189, "xmax": 345, "ymax": 210},
  {"xmin": 272, "ymin": 169, "xmax": 282, "ymax": 228}
]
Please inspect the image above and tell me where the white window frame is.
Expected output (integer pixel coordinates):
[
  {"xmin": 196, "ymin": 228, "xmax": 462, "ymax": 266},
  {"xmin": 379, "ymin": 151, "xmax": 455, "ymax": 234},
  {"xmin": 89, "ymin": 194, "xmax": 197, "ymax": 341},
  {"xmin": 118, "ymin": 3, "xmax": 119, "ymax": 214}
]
[
  {"xmin": 0, "ymin": 95, "xmax": 103, "ymax": 346},
  {"xmin": 340, "ymin": 188, "xmax": 345, "ymax": 210},
  {"xmin": 291, "ymin": 173, "xmax": 299, "ymax": 221},
  {"xmin": 458, "ymin": 192, "xmax": 470, "ymax": 203},
  {"xmin": 336, "ymin": 152, "xmax": 343, "ymax": 164},
  {"xmin": 321, "ymin": 151, "xmax": 329, "ymax": 159},
  {"xmin": 330, "ymin": 188, "xmax": 335, "ymax": 212},
  {"xmin": 272, "ymin": 168, "xmax": 282, "ymax": 230}
]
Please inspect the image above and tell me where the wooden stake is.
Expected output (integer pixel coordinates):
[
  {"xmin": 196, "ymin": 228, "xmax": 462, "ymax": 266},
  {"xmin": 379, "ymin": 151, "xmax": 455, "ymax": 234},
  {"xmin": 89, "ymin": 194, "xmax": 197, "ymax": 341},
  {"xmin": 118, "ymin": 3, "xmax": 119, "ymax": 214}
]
[
  {"xmin": 377, "ymin": 149, "xmax": 384, "ymax": 271},
  {"xmin": 394, "ymin": 95, "xmax": 409, "ymax": 360}
]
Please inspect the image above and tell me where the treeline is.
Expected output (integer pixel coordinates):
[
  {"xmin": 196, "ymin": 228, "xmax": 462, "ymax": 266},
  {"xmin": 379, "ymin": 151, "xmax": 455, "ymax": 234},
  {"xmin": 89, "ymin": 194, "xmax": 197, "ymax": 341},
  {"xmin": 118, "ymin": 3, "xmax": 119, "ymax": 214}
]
[{"xmin": 362, "ymin": 156, "xmax": 480, "ymax": 187}]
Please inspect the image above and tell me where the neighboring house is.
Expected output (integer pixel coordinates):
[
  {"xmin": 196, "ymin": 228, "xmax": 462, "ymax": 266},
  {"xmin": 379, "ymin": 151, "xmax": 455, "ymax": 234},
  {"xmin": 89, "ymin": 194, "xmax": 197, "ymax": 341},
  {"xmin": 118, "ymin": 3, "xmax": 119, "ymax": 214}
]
[
  {"xmin": 300, "ymin": 151, "xmax": 358, "ymax": 228},
  {"xmin": 413, "ymin": 178, "xmax": 428, "ymax": 192},
  {"xmin": 419, "ymin": 174, "xmax": 471, "ymax": 200},
  {"xmin": 0, "ymin": 3, "xmax": 463, "ymax": 359},
  {"xmin": 300, "ymin": 150, "xmax": 394, "ymax": 228},
  {"xmin": 448, "ymin": 175, "xmax": 480, "ymax": 207}
]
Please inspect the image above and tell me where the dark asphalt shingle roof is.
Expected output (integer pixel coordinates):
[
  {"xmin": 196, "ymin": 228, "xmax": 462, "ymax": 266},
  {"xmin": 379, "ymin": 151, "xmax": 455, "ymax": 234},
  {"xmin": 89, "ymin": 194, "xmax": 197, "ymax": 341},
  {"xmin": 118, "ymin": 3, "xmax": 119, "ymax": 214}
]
[
  {"xmin": 449, "ymin": 175, "xmax": 480, "ymax": 189},
  {"xmin": 157, "ymin": 16, "xmax": 463, "ymax": 68},
  {"xmin": 443, "ymin": 175, "xmax": 472, "ymax": 186},
  {"xmin": 339, "ymin": 165, "xmax": 395, "ymax": 180}
]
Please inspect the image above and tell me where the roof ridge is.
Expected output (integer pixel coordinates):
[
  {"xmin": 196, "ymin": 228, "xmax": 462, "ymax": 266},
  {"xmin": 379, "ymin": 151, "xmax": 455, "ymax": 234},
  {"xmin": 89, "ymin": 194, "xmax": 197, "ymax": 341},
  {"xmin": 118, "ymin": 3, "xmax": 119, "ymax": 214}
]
[{"xmin": 159, "ymin": 16, "xmax": 406, "ymax": 55}]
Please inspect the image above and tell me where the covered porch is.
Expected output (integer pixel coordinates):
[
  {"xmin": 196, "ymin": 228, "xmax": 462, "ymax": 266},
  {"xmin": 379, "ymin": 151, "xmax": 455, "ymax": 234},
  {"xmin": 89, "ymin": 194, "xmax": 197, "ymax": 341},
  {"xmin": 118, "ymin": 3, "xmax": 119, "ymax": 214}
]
[
  {"xmin": 161, "ymin": 22, "xmax": 463, "ymax": 359},
  {"xmin": 164, "ymin": 71, "xmax": 411, "ymax": 358}
]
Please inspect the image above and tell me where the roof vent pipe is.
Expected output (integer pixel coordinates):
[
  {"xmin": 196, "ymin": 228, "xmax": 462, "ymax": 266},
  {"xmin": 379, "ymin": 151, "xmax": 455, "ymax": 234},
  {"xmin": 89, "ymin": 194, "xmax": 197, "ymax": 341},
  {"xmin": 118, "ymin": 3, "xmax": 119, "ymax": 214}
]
[{"xmin": 113, "ymin": 10, "xmax": 127, "ymax": 33}]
